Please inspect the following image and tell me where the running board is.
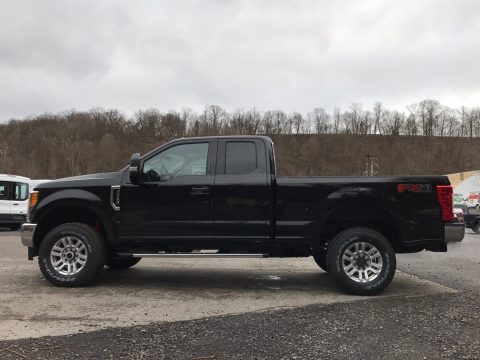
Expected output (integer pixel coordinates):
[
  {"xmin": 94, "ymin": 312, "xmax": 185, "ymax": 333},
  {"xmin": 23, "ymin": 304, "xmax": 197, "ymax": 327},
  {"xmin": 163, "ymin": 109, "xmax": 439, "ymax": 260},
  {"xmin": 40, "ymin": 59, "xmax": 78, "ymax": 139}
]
[{"xmin": 131, "ymin": 253, "xmax": 268, "ymax": 258}]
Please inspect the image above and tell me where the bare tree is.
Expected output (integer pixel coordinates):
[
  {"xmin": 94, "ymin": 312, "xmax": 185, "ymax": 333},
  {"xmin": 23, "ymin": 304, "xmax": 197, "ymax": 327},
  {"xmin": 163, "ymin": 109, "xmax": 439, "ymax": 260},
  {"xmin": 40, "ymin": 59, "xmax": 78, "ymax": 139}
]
[
  {"xmin": 308, "ymin": 108, "xmax": 330, "ymax": 134},
  {"xmin": 1, "ymin": 100, "xmax": 480, "ymax": 179},
  {"xmin": 373, "ymin": 102, "xmax": 383, "ymax": 134}
]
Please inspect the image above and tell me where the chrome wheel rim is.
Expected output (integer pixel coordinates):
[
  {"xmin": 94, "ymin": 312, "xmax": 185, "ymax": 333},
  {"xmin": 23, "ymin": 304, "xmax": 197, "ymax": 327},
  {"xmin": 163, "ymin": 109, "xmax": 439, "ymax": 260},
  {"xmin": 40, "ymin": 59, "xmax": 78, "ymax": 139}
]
[
  {"xmin": 50, "ymin": 237, "xmax": 88, "ymax": 276},
  {"xmin": 342, "ymin": 242, "xmax": 383, "ymax": 283}
]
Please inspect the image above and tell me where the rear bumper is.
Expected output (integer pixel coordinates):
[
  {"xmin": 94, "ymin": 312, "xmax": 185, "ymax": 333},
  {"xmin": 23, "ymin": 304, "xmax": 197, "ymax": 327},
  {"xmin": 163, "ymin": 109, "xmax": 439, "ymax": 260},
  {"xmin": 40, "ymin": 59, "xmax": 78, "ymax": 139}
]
[
  {"xmin": 20, "ymin": 223, "xmax": 36, "ymax": 247},
  {"xmin": 444, "ymin": 223, "xmax": 465, "ymax": 243}
]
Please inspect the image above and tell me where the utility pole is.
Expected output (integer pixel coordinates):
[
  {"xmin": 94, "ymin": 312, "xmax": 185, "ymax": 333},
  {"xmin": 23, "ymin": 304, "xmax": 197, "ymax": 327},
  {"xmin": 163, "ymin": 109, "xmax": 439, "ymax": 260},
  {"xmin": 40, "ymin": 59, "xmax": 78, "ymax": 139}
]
[{"xmin": 364, "ymin": 154, "xmax": 379, "ymax": 176}]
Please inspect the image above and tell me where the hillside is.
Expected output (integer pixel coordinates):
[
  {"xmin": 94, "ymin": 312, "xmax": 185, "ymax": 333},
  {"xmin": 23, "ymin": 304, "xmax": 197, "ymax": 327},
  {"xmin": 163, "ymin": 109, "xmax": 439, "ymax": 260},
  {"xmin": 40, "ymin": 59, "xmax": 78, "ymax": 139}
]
[
  {"xmin": 272, "ymin": 134, "xmax": 480, "ymax": 176},
  {"xmin": 1, "ymin": 109, "xmax": 480, "ymax": 179}
]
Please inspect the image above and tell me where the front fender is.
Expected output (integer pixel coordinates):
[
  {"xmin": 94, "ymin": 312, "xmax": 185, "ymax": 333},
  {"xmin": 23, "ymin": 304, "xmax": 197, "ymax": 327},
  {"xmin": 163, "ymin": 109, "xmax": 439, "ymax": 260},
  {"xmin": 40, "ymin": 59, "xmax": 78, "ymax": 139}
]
[{"xmin": 32, "ymin": 189, "xmax": 116, "ymax": 243}]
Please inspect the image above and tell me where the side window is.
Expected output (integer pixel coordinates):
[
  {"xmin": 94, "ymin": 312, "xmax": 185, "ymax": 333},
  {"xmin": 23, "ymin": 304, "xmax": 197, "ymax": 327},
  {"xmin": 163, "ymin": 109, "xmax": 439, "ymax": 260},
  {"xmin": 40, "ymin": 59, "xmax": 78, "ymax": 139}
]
[
  {"xmin": 143, "ymin": 142, "xmax": 209, "ymax": 182},
  {"xmin": 0, "ymin": 181, "xmax": 9, "ymax": 200},
  {"xmin": 14, "ymin": 182, "xmax": 29, "ymax": 201},
  {"xmin": 225, "ymin": 142, "xmax": 257, "ymax": 175}
]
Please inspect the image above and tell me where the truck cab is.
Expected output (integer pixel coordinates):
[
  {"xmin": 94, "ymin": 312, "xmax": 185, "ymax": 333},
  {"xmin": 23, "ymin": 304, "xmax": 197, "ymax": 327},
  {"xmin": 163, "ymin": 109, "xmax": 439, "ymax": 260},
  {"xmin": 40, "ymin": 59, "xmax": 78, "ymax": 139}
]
[{"xmin": 121, "ymin": 136, "xmax": 273, "ymax": 249}]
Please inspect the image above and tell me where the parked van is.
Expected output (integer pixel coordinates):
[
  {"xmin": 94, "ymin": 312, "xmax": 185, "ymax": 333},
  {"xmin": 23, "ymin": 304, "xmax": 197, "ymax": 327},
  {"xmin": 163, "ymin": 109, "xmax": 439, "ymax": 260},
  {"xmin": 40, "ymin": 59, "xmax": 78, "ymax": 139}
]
[
  {"xmin": 468, "ymin": 191, "xmax": 480, "ymax": 209},
  {"xmin": 0, "ymin": 175, "xmax": 51, "ymax": 230}
]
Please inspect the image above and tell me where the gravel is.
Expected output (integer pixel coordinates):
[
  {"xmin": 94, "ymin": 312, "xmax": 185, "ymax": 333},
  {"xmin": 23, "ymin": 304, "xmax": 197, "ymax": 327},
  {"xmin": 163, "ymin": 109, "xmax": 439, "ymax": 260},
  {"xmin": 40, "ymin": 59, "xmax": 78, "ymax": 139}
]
[{"xmin": 1, "ymin": 292, "xmax": 479, "ymax": 360}]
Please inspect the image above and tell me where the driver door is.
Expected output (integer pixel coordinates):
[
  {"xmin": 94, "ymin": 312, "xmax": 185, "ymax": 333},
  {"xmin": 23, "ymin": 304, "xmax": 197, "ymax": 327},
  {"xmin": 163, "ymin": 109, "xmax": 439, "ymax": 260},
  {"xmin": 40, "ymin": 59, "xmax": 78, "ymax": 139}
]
[{"xmin": 120, "ymin": 140, "xmax": 217, "ymax": 243}]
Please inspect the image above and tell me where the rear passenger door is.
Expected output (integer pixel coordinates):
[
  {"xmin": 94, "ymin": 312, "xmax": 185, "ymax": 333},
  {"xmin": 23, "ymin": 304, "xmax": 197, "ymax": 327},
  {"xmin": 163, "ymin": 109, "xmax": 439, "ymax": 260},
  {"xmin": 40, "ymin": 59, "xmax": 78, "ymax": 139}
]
[{"xmin": 213, "ymin": 139, "xmax": 271, "ymax": 243}]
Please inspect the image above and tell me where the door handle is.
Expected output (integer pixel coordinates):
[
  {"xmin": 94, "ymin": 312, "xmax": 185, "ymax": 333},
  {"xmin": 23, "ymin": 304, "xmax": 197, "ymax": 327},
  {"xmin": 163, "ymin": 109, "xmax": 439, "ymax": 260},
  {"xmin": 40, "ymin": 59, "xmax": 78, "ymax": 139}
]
[
  {"xmin": 12, "ymin": 203, "xmax": 19, "ymax": 206},
  {"xmin": 191, "ymin": 186, "xmax": 210, "ymax": 195}
]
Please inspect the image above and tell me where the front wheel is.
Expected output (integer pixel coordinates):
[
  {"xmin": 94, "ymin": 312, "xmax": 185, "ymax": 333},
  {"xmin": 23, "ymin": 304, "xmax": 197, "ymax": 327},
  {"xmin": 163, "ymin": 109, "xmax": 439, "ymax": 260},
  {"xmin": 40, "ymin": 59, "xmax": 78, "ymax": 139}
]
[
  {"xmin": 38, "ymin": 223, "xmax": 106, "ymax": 287},
  {"xmin": 326, "ymin": 227, "xmax": 396, "ymax": 295}
]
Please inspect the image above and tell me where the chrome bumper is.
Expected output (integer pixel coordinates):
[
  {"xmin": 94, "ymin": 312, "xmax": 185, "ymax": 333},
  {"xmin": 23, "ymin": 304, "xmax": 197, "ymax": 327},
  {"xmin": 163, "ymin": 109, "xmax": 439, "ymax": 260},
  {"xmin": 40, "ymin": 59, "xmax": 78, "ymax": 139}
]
[
  {"xmin": 20, "ymin": 223, "xmax": 37, "ymax": 247},
  {"xmin": 444, "ymin": 223, "xmax": 465, "ymax": 243}
]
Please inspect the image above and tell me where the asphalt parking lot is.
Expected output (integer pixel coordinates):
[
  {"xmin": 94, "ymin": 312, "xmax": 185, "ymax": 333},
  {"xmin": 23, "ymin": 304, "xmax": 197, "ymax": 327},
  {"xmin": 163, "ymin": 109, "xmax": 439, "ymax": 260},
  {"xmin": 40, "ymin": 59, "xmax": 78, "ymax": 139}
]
[{"xmin": 1, "ymin": 230, "xmax": 479, "ymax": 359}]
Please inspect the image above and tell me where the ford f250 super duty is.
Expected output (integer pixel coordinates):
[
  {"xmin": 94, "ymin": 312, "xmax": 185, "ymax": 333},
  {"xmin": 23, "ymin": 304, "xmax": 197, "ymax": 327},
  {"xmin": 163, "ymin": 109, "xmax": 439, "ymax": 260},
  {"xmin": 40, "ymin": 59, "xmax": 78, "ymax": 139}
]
[{"xmin": 20, "ymin": 136, "xmax": 464, "ymax": 295}]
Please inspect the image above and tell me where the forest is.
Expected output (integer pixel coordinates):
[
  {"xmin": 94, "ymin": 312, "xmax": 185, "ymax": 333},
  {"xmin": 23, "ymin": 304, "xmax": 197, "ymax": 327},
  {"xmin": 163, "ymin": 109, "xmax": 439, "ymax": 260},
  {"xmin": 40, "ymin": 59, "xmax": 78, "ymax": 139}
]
[{"xmin": 1, "ymin": 99, "xmax": 480, "ymax": 179}]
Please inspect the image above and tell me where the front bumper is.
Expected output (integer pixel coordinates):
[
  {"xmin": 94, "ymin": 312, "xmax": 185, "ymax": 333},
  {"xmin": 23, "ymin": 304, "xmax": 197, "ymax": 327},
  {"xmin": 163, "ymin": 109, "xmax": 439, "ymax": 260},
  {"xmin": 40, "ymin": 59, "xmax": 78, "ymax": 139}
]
[
  {"xmin": 20, "ymin": 223, "xmax": 37, "ymax": 247},
  {"xmin": 0, "ymin": 214, "xmax": 27, "ymax": 225},
  {"xmin": 444, "ymin": 223, "xmax": 465, "ymax": 243}
]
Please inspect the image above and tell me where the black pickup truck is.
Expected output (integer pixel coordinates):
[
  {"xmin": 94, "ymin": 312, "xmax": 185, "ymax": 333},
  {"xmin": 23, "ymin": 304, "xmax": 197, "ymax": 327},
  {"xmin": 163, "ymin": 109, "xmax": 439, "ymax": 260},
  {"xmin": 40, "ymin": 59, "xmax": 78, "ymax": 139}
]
[
  {"xmin": 21, "ymin": 136, "xmax": 464, "ymax": 295},
  {"xmin": 454, "ymin": 204, "xmax": 480, "ymax": 233}
]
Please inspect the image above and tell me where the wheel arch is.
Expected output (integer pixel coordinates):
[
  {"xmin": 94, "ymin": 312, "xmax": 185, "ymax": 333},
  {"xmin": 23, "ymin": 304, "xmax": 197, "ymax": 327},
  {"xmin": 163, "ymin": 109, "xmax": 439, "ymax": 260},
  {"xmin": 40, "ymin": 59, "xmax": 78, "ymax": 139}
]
[
  {"xmin": 323, "ymin": 204, "xmax": 403, "ymax": 251},
  {"xmin": 33, "ymin": 201, "xmax": 114, "ymax": 250}
]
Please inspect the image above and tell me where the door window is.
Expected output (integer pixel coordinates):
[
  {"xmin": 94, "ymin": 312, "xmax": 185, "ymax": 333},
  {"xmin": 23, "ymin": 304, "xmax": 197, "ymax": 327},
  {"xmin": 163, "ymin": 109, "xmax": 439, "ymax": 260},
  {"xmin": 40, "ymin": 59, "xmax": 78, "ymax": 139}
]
[
  {"xmin": 143, "ymin": 142, "xmax": 209, "ymax": 182},
  {"xmin": 0, "ymin": 181, "xmax": 9, "ymax": 200},
  {"xmin": 225, "ymin": 142, "xmax": 257, "ymax": 175},
  {"xmin": 14, "ymin": 182, "xmax": 29, "ymax": 201}
]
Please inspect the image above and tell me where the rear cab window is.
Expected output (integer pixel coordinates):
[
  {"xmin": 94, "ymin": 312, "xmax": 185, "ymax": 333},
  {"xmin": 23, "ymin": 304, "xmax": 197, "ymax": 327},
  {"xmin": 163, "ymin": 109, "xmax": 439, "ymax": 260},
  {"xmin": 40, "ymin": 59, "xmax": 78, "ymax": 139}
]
[
  {"xmin": 226, "ymin": 142, "xmax": 257, "ymax": 175},
  {"xmin": 216, "ymin": 139, "xmax": 268, "ymax": 176}
]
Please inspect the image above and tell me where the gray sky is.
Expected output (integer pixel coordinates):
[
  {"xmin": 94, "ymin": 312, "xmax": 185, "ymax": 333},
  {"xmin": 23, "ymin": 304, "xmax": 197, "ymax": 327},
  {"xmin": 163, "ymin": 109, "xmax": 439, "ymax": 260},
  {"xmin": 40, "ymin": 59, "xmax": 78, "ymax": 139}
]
[{"xmin": 1, "ymin": 0, "xmax": 479, "ymax": 121}]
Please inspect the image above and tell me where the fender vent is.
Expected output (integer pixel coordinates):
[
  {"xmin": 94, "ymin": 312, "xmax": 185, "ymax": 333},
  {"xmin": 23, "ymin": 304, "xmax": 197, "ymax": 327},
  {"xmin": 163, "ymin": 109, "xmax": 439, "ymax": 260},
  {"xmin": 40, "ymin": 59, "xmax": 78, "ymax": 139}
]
[{"xmin": 110, "ymin": 185, "xmax": 120, "ymax": 211}]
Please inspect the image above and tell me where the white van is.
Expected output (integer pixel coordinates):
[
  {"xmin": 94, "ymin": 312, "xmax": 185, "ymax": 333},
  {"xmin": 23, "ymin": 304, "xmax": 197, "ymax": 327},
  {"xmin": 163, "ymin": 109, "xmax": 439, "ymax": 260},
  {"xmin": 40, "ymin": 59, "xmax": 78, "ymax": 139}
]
[
  {"xmin": 0, "ymin": 175, "xmax": 51, "ymax": 230},
  {"xmin": 468, "ymin": 191, "xmax": 480, "ymax": 209}
]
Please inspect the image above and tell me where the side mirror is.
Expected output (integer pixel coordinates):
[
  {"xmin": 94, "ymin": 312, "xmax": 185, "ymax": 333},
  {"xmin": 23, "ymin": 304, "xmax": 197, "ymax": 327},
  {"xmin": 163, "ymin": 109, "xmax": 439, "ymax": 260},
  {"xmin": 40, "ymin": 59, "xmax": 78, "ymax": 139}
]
[{"xmin": 129, "ymin": 153, "xmax": 141, "ymax": 184}]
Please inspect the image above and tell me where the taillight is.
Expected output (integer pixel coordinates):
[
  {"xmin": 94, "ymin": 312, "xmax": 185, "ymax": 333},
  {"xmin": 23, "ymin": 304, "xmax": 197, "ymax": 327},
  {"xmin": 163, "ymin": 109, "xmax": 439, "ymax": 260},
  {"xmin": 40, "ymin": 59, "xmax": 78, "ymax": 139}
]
[{"xmin": 437, "ymin": 185, "xmax": 454, "ymax": 222}]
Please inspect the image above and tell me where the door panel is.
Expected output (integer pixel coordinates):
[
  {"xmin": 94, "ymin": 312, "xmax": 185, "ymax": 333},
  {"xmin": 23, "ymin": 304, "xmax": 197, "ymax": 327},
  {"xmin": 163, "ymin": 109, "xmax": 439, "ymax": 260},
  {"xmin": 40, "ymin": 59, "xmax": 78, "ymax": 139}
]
[
  {"xmin": 0, "ymin": 181, "xmax": 11, "ymax": 222},
  {"xmin": 213, "ymin": 139, "xmax": 271, "ymax": 242},
  {"xmin": 121, "ymin": 175, "xmax": 214, "ymax": 240},
  {"xmin": 12, "ymin": 182, "xmax": 29, "ymax": 216},
  {"xmin": 120, "ymin": 141, "xmax": 216, "ymax": 242}
]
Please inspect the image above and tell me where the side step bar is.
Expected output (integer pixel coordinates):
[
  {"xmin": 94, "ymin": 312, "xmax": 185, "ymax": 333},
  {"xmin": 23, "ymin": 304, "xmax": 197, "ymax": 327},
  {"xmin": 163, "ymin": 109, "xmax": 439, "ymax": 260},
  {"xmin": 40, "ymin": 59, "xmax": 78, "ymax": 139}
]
[{"xmin": 131, "ymin": 253, "xmax": 268, "ymax": 258}]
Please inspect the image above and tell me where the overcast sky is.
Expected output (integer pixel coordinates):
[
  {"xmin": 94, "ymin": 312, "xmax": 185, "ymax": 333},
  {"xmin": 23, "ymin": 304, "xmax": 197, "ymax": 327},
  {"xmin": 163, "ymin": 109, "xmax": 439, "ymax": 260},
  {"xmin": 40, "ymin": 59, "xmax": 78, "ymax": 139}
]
[{"xmin": 0, "ymin": 0, "xmax": 479, "ymax": 122}]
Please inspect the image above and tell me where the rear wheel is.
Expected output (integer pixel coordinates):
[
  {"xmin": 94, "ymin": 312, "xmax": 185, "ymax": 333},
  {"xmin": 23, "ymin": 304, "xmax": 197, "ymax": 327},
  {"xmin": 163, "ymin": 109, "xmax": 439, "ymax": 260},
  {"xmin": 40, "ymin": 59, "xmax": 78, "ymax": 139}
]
[
  {"xmin": 38, "ymin": 223, "xmax": 106, "ymax": 287},
  {"xmin": 473, "ymin": 222, "xmax": 480, "ymax": 234},
  {"xmin": 326, "ymin": 227, "xmax": 396, "ymax": 295},
  {"xmin": 106, "ymin": 256, "xmax": 141, "ymax": 270}
]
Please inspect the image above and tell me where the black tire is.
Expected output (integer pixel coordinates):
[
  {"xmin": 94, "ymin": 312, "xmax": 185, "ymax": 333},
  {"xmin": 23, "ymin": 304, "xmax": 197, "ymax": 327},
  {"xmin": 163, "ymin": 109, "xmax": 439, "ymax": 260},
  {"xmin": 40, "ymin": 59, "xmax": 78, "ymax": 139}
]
[
  {"xmin": 312, "ymin": 252, "xmax": 328, "ymax": 272},
  {"xmin": 106, "ymin": 256, "xmax": 141, "ymax": 270},
  {"xmin": 473, "ymin": 223, "xmax": 480, "ymax": 234},
  {"xmin": 38, "ymin": 223, "xmax": 106, "ymax": 287},
  {"xmin": 325, "ymin": 227, "xmax": 396, "ymax": 296}
]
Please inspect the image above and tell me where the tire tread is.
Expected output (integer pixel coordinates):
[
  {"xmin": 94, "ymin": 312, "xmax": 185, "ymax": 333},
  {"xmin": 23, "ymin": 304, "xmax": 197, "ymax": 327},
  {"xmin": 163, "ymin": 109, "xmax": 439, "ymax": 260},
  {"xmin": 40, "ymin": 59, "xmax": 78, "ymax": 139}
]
[
  {"xmin": 325, "ymin": 227, "xmax": 396, "ymax": 295},
  {"xmin": 38, "ymin": 222, "xmax": 106, "ymax": 287}
]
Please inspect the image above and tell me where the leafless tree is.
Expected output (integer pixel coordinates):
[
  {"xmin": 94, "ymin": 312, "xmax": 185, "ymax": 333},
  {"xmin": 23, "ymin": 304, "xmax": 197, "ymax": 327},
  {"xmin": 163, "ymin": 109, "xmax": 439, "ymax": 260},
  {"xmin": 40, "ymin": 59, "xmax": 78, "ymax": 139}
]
[
  {"xmin": 2, "ymin": 100, "xmax": 480, "ymax": 179},
  {"xmin": 308, "ymin": 108, "xmax": 331, "ymax": 134}
]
